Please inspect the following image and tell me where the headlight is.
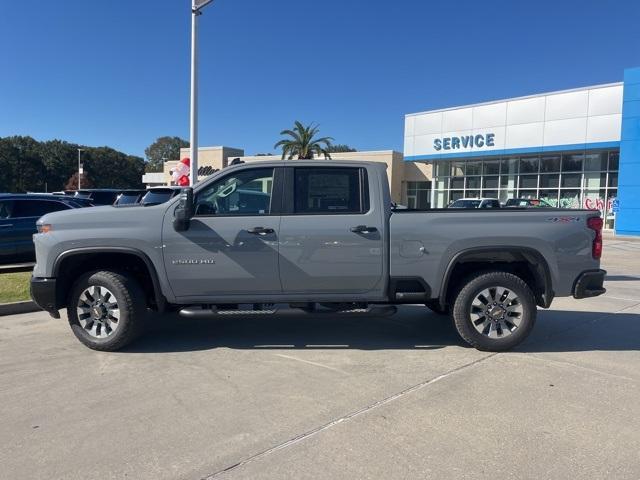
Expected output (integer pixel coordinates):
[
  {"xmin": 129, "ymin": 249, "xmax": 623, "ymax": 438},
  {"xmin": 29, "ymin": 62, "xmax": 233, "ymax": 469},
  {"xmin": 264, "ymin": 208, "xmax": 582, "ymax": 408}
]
[{"xmin": 37, "ymin": 223, "xmax": 53, "ymax": 234}]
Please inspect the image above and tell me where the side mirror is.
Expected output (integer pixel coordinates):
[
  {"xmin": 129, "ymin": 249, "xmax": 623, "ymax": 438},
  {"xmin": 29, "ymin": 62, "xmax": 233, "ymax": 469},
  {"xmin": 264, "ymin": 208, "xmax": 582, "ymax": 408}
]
[{"xmin": 173, "ymin": 187, "xmax": 194, "ymax": 231}]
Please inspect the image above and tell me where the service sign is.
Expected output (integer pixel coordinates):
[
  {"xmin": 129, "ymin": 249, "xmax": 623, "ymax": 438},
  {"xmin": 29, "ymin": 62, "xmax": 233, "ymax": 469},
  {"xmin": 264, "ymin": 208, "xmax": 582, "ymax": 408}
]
[{"xmin": 434, "ymin": 133, "xmax": 496, "ymax": 152}]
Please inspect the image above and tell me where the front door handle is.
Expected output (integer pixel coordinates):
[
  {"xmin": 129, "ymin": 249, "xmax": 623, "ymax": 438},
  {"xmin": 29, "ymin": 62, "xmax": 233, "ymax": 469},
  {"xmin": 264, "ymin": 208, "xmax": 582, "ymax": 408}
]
[
  {"xmin": 0, "ymin": 224, "xmax": 12, "ymax": 228},
  {"xmin": 247, "ymin": 226, "xmax": 275, "ymax": 236},
  {"xmin": 350, "ymin": 225, "xmax": 378, "ymax": 234}
]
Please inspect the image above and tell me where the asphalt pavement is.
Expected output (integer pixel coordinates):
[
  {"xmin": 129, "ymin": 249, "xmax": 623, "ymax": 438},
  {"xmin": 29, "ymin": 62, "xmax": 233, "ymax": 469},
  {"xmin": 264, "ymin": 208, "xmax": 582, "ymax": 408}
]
[{"xmin": 0, "ymin": 240, "xmax": 639, "ymax": 480}]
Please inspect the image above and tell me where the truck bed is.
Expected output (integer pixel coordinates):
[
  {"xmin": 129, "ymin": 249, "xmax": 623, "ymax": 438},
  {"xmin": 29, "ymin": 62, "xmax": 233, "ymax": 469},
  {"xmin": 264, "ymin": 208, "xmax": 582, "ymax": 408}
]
[{"xmin": 389, "ymin": 208, "xmax": 600, "ymax": 299}]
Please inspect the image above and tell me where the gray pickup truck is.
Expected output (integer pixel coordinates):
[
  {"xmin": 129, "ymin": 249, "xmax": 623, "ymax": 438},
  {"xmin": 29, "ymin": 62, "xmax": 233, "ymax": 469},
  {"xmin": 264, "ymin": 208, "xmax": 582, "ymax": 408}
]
[{"xmin": 30, "ymin": 161, "xmax": 606, "ymax": 352}]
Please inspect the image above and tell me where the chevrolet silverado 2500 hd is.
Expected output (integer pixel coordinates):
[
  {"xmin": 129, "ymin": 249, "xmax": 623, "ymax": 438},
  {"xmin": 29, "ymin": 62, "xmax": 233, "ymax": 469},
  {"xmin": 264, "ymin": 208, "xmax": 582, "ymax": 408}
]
[{"xmin": 30, "ymin": 161, "xmax": 606, "ymax": 351}]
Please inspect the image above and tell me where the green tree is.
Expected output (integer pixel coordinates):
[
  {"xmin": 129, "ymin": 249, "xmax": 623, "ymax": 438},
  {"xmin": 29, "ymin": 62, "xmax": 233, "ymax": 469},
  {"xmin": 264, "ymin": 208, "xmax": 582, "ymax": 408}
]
[
  {"xmin": 274, "ymin": 121, "xmax": 334, "ymax": 159},
  {"xmin": 327, "ymin": 144, "xmax": 357, "ymax": 153},
  {"xmin": 0, "ymin": 136, "xmax": 144, "ymax": 192},
  {"xmin": 144, "ymin": 136, "xmax": 189, "ymax": 172}
]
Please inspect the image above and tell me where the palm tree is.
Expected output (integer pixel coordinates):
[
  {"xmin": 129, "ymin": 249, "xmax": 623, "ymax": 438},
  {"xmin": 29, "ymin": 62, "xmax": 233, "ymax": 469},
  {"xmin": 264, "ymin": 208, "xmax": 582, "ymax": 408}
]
[{"xmin": 274, "ymin": 121, "xmax": 334, "ymax": 159}]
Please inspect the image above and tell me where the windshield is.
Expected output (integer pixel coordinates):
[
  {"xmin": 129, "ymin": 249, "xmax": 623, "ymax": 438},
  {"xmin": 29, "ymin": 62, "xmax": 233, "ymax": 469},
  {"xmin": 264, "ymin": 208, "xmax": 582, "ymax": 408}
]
[
  {"xmin": 141, "ymin": 190, "xmax": 175, "ymax": 206},
  {"xmin": 115, "ymin": 193, "xmax": 141, "ymax": 205},
  {"xmin": 449, "ymin": 199, "xmax": 481, "ymax": 208}
]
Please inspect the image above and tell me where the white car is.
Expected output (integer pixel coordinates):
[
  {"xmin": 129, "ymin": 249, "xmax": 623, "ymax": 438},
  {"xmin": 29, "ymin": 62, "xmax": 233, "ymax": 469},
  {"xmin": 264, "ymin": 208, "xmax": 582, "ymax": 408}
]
[{"xmin": 448, "ymin": 198, "xmax": 501, "ymax": 209}]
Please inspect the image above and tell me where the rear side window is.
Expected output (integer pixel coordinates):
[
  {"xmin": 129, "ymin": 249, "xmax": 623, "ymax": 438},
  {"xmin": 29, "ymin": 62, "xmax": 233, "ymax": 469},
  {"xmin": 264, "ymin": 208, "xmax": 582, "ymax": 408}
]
[
  {"xmin": 0, "ymin": 200, "xmax": 13, "ymax": 219},
  {"xmin": 12, "ymin": 200, "xmax": 71, "ymax": 217},
  {"xmin": 294, "ymin": 167, "xmax": 366, "ymax": 214}
]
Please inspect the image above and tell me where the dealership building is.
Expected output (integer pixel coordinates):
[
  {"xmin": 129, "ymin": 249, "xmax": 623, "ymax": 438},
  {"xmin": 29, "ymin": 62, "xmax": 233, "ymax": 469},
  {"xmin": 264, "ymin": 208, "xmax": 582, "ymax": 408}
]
[
  {"xmin": 404, "ymin": 67, "xmax": 640, "ymax": 235},
  {"xmin": 144, "ymin": 67, "xmax": 640, "ymax": 235}
]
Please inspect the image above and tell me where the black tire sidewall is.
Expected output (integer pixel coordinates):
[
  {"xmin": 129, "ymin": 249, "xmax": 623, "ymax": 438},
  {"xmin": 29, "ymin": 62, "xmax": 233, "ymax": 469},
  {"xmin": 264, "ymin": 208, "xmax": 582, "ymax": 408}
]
[
  {"xmin": 68, "ymin": 270, "xmax": 143, "ymax": 351},
  {"xmin": 452, "ymin": 272, "xmax": 536, "ymax": 351}
]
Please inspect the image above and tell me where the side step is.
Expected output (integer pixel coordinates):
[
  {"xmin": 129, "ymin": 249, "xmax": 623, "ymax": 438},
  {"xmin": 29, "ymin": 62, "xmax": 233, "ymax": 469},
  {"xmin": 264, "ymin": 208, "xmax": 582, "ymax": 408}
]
[
  {"xmin": 178, "ymin": 304, "xmax": 397, "ymax": 318},
  {"xmin": 179, "ymin": 306, "xmax": 276, "ymax": 318}
]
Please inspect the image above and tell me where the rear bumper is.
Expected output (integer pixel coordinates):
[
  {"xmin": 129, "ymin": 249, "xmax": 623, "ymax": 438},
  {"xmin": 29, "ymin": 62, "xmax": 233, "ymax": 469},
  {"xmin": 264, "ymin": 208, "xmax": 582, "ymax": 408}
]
[
  {"xmin": 30, "ymin": 277, "xmax": 60, "ymax": 318},
  {"xmin": 573, "ymin": 269, "xmax": 607, "ymax": 299}
]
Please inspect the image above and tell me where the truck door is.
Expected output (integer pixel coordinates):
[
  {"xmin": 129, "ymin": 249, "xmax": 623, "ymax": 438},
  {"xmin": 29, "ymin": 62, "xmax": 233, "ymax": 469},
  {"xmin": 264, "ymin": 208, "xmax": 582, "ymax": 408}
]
[
  {"xmin": 162, "ymin": 167, "xmax": 282, "ymax": 298},
  {"xmin": 278, "ymin": 166, "xmax": 384, "ymax": 295}
]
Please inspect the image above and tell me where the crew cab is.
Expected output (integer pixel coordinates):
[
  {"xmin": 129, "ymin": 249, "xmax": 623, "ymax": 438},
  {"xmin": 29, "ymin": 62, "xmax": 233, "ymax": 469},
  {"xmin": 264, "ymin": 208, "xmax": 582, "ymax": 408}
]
[{"xmin": 30, "ymin": 161, "xmax": 606, "ymax": 352}]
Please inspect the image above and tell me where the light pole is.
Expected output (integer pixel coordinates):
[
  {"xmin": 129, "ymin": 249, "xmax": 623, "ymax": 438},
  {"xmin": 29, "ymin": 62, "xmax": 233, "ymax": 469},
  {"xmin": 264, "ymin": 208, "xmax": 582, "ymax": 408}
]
[
  {"xmin": 190, "ymin": 0, "xmax": 215, "ymax": 186},
  {"xmin": 77, "ymin": 148, "xmax": 84, "ymax": 190}
]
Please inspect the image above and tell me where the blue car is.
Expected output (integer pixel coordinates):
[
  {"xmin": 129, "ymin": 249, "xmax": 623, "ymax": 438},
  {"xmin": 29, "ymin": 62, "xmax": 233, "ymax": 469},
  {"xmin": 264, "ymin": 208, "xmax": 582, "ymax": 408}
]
[{"xmin": 0, "ymin": 194, "xmax": 92, "ymax": 264}]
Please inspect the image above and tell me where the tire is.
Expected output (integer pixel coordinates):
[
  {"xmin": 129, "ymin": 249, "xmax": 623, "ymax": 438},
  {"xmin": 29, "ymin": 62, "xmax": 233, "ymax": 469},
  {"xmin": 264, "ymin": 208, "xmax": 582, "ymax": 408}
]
[
  {"xmin": 67, "ymin": 270, "xmax": 146, "ymax": 351},
  {"xmin": 425, "ymin": 300, "xmax": 449, "ymax": 315},
  {"xmin": 452, "ymin": 271, "xmax": 536, "ymax": 351}
]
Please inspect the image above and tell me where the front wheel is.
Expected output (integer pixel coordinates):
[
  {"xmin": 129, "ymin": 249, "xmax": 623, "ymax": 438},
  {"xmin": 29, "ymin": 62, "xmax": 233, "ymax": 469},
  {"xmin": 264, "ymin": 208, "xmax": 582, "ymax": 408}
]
[
  {"xmin": 67, "ymin": 270, "xmax": 146, "ymax": 351},
  {"xmin": 452, "ymin": 271, "xmax": 536, "ymax": 351}
]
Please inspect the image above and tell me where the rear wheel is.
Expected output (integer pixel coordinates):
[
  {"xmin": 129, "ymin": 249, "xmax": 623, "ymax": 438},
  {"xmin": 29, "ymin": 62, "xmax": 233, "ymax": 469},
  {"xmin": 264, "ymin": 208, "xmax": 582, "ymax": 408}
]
[
  {"xmin": 452, "ymin": 271, "xmax": 536, "ymax": 351},
  {"xmin": 67, "ymin": 270, "xmax": 145, "ymax": 351}
]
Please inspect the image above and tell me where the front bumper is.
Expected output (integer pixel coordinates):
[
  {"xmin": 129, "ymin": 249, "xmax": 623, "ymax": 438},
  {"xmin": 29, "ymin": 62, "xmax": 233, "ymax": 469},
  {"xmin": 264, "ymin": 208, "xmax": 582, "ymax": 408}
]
[
  {"xmin": 573, "ymin": 269, "xmax": 607, "ymax": 299},
  {"xmin": 30, "ymin": 277, "xmax": 60, "ymax": 318}
]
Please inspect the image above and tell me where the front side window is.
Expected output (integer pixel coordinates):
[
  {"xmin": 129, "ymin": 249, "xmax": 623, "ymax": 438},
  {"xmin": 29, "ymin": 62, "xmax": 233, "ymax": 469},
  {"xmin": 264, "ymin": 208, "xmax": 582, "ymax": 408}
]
[
  {"xmin": 195, "ymin": 168, "xmax": 274, "ymax": 216},
  {"xmin": 12, "ymin": 200, "xmax": 71, "ymax": 217},
  {"xmin": 294, "ymin": 167, "xmax": 364, "ymax": 214}
]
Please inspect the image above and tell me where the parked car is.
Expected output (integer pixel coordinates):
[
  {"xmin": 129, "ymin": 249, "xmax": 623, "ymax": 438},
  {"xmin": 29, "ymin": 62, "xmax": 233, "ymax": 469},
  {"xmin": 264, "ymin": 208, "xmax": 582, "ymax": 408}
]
[
  {"xmin": 448, "ymin": 198, "xmax": 501, "ymax": 209},
  {"xmin": 113, "ymin": 190, "xmax": 146, "ymax": 206},
  {"xmin": 139, "ymin": 187, "xmax": 181, "ymax": 206},
  {"xmin": 0, "ymin": 194, "xmax": 91, "ymax": 264},
  {"xmin": 74, "ymin": 189, "xmax": 124, "ymax": 205},
  {"xmin": 31, "ymin": 161, "xmax": 605, "ymax": 352},
  {"xmin": 505, "ymin": 198, "xmax": 553, "ymax": 208}
]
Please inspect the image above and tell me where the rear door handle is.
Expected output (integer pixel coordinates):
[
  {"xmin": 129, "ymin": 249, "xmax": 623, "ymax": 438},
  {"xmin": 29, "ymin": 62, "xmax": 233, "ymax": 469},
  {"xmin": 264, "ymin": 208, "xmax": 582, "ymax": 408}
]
[
  {"xmin": 0, "ymin": 224, "xmax": 12, "ymax": 228},
  {"xmin": 350, "ymin": 225, "xmax": 378, "ymax": 234},
  {"xmin": 247, "ymin": 226, "xmax": 275, "ymax": 235}
]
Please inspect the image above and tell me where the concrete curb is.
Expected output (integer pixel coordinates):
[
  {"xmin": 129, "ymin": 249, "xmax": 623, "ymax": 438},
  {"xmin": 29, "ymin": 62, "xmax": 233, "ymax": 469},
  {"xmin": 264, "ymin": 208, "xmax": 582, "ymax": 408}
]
[{"xmin": 0, "ymin": 301, "xmax": 42, "ymax": 316}]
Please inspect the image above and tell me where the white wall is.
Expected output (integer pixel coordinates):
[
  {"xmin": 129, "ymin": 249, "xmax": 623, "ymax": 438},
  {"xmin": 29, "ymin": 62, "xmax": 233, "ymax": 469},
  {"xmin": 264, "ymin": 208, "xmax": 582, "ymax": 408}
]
[{"xmin": 404, "ymin": 83, "xmax": 623, "ymax": 159}]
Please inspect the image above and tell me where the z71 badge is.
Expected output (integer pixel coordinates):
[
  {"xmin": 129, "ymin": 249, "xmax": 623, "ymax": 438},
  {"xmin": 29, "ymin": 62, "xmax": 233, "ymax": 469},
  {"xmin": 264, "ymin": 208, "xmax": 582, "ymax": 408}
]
[{"xmin": 171, "ymin": 259, "xmax": 216, "ymax": 265}]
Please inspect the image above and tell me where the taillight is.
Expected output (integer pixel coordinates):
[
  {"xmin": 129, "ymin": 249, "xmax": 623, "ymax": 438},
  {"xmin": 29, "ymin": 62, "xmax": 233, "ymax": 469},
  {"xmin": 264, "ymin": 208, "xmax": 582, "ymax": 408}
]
[{"xmin": 587, "ymin": 216, "xmax": 603, "ymax": 259}]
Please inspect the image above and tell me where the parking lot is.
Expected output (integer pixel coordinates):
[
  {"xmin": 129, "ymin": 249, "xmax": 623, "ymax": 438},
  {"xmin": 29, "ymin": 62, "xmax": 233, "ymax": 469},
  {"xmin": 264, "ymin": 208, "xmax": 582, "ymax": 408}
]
[{"xmin": 1, "ymin": 238, "xmax": 639, "ymax": 480}]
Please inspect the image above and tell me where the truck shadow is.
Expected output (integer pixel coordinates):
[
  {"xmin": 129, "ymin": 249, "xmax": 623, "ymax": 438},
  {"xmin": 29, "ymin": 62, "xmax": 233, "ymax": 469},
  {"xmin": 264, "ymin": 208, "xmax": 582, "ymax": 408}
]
[{"xmin": 122, "ymin": 306, "xmax": 640, "ymax": 353}]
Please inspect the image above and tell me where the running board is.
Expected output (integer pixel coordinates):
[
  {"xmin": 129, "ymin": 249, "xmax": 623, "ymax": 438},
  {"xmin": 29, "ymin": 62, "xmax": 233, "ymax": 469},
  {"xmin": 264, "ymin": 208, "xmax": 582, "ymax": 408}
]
[{"xmin": 178, "ymin": 305, "xmax": 397, "ymax": 318}]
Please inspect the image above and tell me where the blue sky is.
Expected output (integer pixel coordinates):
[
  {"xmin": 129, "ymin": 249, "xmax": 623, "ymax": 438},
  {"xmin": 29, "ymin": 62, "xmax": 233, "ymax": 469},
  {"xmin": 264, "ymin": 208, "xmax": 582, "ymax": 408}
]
[{"xmin": 1, "ymin": 0, "xmax": 639, "ymax": 158}]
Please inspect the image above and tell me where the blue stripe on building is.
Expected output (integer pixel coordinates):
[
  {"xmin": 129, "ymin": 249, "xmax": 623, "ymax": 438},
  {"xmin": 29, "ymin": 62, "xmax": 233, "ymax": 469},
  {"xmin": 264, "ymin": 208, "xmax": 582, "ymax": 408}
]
[{"xmin": 404, "ymin": 141, "xmax": 622, "ymax": 162}]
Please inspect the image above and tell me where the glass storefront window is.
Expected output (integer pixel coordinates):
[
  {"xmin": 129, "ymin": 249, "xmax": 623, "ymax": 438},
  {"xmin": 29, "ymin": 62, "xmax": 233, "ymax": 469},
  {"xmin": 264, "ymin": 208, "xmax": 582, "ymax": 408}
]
[
  {"xmin": 539, "ymin": 190, "xmax": 559, "ymax": 207},
  {"xmin": 435, "ymin": 162, "xmax": 450, "ymax": 177},
  {"xmin": 484, "ymin": 190, "xmax": 499, "ymax": 199},
  {"xmin": 540, "ymin": 155, "xmax": 561, "ymax": 173},
  {"xmin": 483, "ymin": 160, "xmax": 500, "ymax": 175},
  {"xmin": 466, "ymin": 161, "xmax": 482, "ymax": 176},
  {"xmin": 562, "ymin": 153, "xmax": 583, "ymax": 172},
  {"xmin": 483, "ymin": 176, "xmax": 499, "ymax": 189},
  {"xmin": 501, "ymin": 158, "xmax": 518, "ymax": 176},
  {"xmin": 450, "ymin": 190, "xmax": 464, "ymax": 202},
  {"xmin": 519, "ymin": 190, "xmax": 537, "ymax": 199},
  {"xmin": 561, "ymin": 173, "xmax": 582, "ymax": 188},
  {"xmin": 428, "ymin": 150, "xmax": 619, "ymax": 228},
  {"xmin": 519, "ymin": 157, "xmax": 539, "ymax": 174},
  {"xmin": 584, "ymin": 172, "xmax": 606, "ymax": 189},
  {"xmin": 585, "ymin": 152, "xmax": 608, "ymax": 171},
  {"xmin": 450, "ymin": 177, "xmax": 464, "ymax": 189},
  {"xmin": 539, "ymin": 174, "xmax": 559, "ymax": 188},
  {"xmin": 451, "ymin": 162, "xmax": 465, "ymax": 177},
  {"xmin": 405, "ymin": 181, "xmax": 431, "ymax": 209},
  {"xmin": 559, "ymin": 189, "xmax": 581, "ymax": 208},
  {"xmin": 519, "ymin": 175, "xmax": 537, "ymax": 189},
  {"xmin": 466, "ymin": 177, "xmax": 481, "ymax": 189}
]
